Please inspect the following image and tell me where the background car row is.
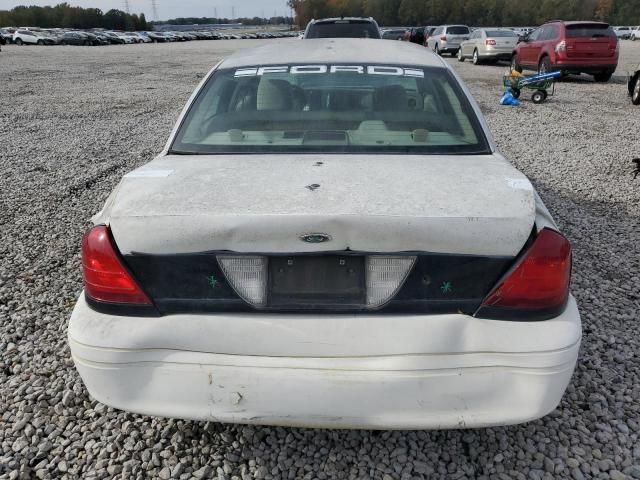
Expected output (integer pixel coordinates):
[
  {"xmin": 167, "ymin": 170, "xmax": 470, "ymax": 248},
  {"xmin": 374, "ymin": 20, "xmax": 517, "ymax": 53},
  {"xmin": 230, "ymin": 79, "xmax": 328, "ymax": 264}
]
[
  {"xmin": 381, "ymin": 21, "xmax": 625, "ymax": 82},
  {"xmin": 0, "ymin": 27, "xmax": 299, "ymax": 46},
  {"xmin": 383, "ymin": 24, "xmax": 640, "ymax": 45},
  {"xmin": 614, "ymin": 25, "xmax": 640, "ymax": 40}
]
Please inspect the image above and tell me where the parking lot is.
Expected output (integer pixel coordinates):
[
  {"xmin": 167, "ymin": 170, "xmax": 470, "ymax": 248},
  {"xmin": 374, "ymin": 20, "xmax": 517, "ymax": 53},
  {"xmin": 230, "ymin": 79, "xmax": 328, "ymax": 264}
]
[{"xmin": 1, "ymin": 39, "xmax": 639, "ymax": 479}]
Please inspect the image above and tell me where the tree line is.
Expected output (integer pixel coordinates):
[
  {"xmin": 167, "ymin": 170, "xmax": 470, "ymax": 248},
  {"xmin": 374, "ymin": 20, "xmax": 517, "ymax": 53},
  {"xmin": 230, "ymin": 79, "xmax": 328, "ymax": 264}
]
[
  {"xmin": 288, "ymin": 0, "xmax": 640, "ymax": 27},
  {"xmin": 0, "ymin": 3, "xmax": 149, "ymax": 31},
  {"xmin": 155, "ymin": 17, "xmax": 294, "ymax": 26}
]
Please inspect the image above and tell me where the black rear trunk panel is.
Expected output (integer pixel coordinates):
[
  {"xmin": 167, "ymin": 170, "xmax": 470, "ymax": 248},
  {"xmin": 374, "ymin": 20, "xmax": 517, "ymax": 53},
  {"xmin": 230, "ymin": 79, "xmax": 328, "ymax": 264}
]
[{"xmin": 122, "ymin": 252, "xmax": 513, "ymax": 316}]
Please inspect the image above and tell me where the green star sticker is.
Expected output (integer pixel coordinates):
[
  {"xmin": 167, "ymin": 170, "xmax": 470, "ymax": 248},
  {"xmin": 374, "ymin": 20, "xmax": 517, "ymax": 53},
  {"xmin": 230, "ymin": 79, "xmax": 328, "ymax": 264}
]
[
  {"xmin": 440, "ymin": 281, "xmax": 452, "ymax": 294},
  {"xmin": 207, "ymin": 275, "xmax": 219, "ymax": 289}
]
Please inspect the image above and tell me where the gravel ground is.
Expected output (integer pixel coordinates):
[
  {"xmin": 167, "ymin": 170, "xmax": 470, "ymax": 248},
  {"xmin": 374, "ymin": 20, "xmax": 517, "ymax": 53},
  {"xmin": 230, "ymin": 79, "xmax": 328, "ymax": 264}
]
[{"xmin": 1, "ymin": 40, "xmax": 639, "ymax": 480}]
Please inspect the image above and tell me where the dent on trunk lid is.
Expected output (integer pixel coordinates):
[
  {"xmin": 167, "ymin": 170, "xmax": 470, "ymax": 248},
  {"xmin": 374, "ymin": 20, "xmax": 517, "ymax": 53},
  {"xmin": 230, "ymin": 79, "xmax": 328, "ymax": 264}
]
[{"xmin": 104, "ymin": 154, "xmax": 536, "ymax": 257}]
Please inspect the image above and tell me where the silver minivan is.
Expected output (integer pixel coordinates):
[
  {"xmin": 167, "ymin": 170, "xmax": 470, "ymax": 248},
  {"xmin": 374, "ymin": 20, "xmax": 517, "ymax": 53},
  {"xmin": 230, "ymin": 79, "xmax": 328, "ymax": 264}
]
[{"xmin": 426, "ymin": 25, "xmax": 471, "ymax": 56}]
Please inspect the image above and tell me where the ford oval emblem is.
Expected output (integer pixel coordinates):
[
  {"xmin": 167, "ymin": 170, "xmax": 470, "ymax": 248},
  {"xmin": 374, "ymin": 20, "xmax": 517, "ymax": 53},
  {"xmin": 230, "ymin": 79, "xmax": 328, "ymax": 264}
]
[{"xmin": 300, "ymin": 233, "xmax": 332, "ymax": 244}]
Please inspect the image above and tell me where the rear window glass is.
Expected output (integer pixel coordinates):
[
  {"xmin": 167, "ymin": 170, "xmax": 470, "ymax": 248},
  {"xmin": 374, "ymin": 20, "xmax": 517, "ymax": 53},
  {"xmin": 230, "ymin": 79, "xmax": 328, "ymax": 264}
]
[
  {"xmin": 171, "ymin": 64, "xmax": 489, "ymax": 155},
  {"xmin": 447, "ymin": 26, "xmax": 470, "ymax": 35},
  {"xmin": 306, "ymin": 21, "xmax": 380, "ymax": 39},
  {"xmin": 566, "ymin": 24, "xmax": 615, "ymax": 38},
  {"xmin": 485, "ymin": 30, "xmax": 517, "ymax": 37}
]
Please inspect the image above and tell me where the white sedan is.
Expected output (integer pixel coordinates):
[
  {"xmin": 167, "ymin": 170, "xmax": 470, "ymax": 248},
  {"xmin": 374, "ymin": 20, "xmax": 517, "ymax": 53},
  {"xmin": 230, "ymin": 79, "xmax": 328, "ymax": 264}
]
[
  {"xmin": 69, "ymin": 39, "xmax": 581, "ymax": 430},
  {"xmin": 115, "ymin": 32, "xmax": 139, "ymax": 44}
]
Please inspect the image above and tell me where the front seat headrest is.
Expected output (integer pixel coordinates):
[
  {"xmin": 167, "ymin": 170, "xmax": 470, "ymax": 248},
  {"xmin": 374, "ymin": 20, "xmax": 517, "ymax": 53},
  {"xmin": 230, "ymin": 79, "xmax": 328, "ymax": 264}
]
[
  {"xmin": 256, "ymin": 79, "xmax": 293, "ymax": 111},
  {"xmin": 373, "ymin": 85, "xmax": 409, "ymax": 111}
]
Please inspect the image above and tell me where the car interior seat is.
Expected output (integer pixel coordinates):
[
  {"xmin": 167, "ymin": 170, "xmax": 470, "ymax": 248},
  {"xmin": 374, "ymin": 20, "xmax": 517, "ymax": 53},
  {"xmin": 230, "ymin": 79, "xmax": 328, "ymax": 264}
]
[
  {"xmin": 256, "ymin": 79, "xmax": 294, "ymax": 111},
  {"xmin": 373, "ymin": 85, "xmax": 409, "ymax": 111}
]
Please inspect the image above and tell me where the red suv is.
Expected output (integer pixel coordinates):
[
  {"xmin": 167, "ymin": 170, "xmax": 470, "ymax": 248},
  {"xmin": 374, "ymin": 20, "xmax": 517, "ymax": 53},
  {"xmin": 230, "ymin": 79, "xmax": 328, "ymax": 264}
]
[{"xmin": 511, "ymin": 21, "xmax": 619, "ymax": 82}]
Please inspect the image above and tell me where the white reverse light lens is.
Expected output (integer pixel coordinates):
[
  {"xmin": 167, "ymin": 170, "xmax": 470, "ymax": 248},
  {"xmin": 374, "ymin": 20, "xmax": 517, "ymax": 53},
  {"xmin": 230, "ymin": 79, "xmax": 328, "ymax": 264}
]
[
  {"xmin": 366, "ymin": 256, "xmax": 416, "ymax": 308},
  {"xmin": 218, "ymin": 256, "xmax": 268, "ymax": 307}
]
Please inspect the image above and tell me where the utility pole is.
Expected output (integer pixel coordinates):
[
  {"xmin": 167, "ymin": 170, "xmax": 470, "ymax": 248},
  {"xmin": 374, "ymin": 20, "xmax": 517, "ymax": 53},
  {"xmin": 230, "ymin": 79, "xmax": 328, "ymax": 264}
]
[
  {"xmin": 231, "ymin": 6, "xmax": 235, "ymax": 19},
  {"xmin": 151, "ymin": 0, "xmax": 159, "ymax": 21},
  {"xmin": 123, "ymin": 0, "xmax": 130, "ymax": 14}
]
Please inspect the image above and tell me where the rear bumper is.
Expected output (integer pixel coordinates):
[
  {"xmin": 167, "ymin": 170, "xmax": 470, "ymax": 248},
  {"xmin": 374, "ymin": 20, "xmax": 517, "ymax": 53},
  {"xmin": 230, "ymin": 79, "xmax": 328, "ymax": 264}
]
[
  {"xmin": 440, "ymin": 45, "xmax": 461, "ymax": 53},
  {"xmin": 554, "ymin": 61, "xmax": 618, "ymax": 73},
  {"xmin": 479, "ymin": 49, "xmax": 512, "ymax": 60},
  {"xmin": 68, "ymin": 295, "xmax": 581, "ymax": 429}
]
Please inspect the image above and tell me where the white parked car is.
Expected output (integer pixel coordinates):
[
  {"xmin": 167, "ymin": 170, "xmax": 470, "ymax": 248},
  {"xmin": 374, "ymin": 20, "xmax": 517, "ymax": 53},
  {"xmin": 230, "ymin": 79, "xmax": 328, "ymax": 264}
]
[
  {"xmin": 458, "ymin": 28, "xmax": 519, "ymax": 64},
  {"xmin": 631, "ymin": 26, "xmax": 640, "ymax": 41},
  {"xmin": 115, "ymin": 32, "xmax": 139, "ymax": 44},
  {"xmin": 69, "ymin": 39, "xmax": 581, "ymax": 430},
  {"xmin": 426, "ymin": 25, "xmax": 471, "ymax": 56},
  {"xmin": 13, "ymin": 29, "xmax": 55, "ymax": 45},
  {"xmin": 614, "ymin": 26, "xmax": 632, "ymax": 39},
  {"xmin": 134, "ymin": 32, "xmax": 152, "ymax": 43}
]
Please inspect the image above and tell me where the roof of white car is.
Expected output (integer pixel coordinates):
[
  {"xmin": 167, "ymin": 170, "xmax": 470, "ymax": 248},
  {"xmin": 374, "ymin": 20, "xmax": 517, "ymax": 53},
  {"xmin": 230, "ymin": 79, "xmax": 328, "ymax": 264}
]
[{"xmin": 219, "ymin": 39, "xmax": 447, "ymax": 69}]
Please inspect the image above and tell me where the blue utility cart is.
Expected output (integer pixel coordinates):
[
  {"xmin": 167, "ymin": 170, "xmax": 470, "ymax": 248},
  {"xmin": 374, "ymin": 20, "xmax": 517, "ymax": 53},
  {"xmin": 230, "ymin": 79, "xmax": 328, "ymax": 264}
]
[{"xmin": 503, "ymin": 70, "xmax": 562, "ymax": 104}]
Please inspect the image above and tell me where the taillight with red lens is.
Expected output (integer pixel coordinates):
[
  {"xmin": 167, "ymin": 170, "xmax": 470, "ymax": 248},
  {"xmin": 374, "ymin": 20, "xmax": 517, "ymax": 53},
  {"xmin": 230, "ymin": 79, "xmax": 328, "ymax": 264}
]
[
  {"xmin": 485, "ymin": 39, "xmax": 496, "ymax": 46},
  {"xmin": 555, "ymin": 40, "xmax": 566, "ymax": 53},
  {"xmin": 440, "ymin": 35, "xmax": 447, "ymax": 41},
  {"xmin": 476, "ymin": 228, "xmax": 572, "ymax": 320},
  {"xmin": 82, "ymin": 225, "xmax": 152, "ymax": 305}
]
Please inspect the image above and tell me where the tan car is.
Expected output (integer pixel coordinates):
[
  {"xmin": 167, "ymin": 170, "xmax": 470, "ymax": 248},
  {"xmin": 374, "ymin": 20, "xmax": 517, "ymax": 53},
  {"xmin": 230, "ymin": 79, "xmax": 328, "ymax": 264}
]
[{"xmin": 458, "ymin": 28, "xmax": 519, "ymax": 65}]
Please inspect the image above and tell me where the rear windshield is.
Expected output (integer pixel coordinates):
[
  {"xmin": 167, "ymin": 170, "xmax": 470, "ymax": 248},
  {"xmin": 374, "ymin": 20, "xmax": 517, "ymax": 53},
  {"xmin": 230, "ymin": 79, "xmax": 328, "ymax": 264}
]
[
  {"xmin": 485, "ymin": 30, "xmax": 517, "ymax": 37},
  {"xmin": 306, "ymin": 21, "xmax": 381, "ymax": 39},
  {"xmin": 565, "ymin": 24, "xmax": 615, "ymax": 38},
  {"xmin": 382, "ymin": 30, "xmax": 406, "ymax": 37},
  {"xmin": 171, "ymin": 64, "xmax": 489, "ymax": 155},
  {"xmin": 447, "ymin": 26, "xmax": 470, "ymax": 35}
]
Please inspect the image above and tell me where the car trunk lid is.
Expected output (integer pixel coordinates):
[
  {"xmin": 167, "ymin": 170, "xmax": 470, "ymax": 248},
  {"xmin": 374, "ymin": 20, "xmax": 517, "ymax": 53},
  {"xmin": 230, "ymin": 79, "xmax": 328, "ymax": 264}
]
[
  {"xmin": 486, "ymin": 36, "xmax": 518, "ymax": 50},
  {"xmin": 102, "ymin": 154, "xmax": 535, "ymax": 258}
]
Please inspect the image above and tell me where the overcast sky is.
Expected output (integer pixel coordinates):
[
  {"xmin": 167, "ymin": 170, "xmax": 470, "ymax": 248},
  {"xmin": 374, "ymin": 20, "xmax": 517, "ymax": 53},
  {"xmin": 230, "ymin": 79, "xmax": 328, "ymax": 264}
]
[{"xmin": 1, "ymin": 0, "xmax": 293, "ymax": 21}]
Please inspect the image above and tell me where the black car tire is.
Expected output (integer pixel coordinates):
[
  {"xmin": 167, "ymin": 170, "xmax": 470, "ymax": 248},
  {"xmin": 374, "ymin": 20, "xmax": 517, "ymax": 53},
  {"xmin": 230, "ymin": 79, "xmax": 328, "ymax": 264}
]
[
  {"xmin": 593, "ymin": 70, "xmax": 613, "ymax": 83},
  {"xmin": 632, "ymin": 76, "xmax": 640, "ymax": 105},
  {"xmin": 37, "ymin": 39, "xmax": 44, "ymax": 45},
  {"xmin": 472, "ymin": 49, "xmax": 480, "ymax": 65},
  {"xmin": 457, "ymin": 48, "xmax": 465, "ymax": 62},
  {"xmin": 15, "ymin": 38, "xmax": 23, "ymax": 45},
  {"xmin": 511, "ymin": 54, "xmax": 522, "ymax": 73},
  {"xmin": 538, "ymin": 56, "xmax": 551, "ymax": 74},
  {"xmin": 434, "ymin": 44, "xmax": 440, "ymax": 55}
]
